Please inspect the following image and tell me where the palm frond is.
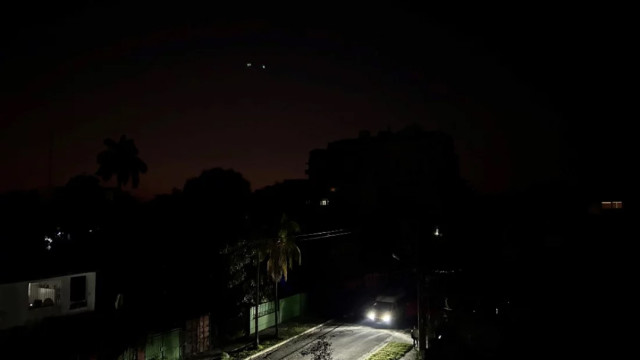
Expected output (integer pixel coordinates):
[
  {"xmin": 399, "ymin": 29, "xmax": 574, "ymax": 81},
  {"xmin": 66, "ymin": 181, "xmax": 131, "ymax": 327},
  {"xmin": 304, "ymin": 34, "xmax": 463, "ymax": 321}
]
[
  {"xmin": 265, "ymin": 213, "xmax": 302, "ymax": 283},
  {"xmin": 95, "ymin": 135, "xmax": 147, "ymax": 189}
]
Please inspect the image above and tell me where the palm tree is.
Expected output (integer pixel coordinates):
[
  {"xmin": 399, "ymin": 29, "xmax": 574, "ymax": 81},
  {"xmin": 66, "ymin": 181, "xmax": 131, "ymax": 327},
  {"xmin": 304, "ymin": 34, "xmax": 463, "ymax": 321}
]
[
  {"xmin": 96, "ymin": 135, "xmax": 148, "ymax": 189},
  {"xmin": 266, "ymin": 214, "xmax": 301, "ymax": 338}
]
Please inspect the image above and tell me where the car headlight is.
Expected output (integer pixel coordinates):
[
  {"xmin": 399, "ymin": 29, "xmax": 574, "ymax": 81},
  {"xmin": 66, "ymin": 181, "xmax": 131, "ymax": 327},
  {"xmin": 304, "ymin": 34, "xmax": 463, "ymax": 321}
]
[
  {"xmin": 382, "ymin": 312, "xmax": 392, "ymax": 322},
  {"xmin": 367, "ymin": 311, "xmax": 376, "ymax": 320}
]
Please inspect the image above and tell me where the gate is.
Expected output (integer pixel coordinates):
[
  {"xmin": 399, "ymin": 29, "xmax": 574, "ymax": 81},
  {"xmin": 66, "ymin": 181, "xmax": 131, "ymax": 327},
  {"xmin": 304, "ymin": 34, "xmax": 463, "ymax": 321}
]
[
  {"xmin": 145, "ymin": 329, "xmax": 182, "ymax": 360},
  {"xmin": 184, "ymin": 314, "xmax": 211, "ymax": 357}
]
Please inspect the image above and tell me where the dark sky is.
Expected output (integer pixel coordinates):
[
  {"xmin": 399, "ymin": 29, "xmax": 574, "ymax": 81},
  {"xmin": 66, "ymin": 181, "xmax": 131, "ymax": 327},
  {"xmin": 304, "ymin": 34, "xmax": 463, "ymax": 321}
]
[{"xmin": 1, "ymin": 3, "xmax": 632, "ymax": 197}]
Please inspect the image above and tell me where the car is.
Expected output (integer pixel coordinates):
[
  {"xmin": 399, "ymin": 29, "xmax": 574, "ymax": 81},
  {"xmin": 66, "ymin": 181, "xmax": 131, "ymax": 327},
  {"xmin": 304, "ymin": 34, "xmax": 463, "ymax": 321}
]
[{"xmin": 365, "ymin": 294, "xmax": 405, "ymax": 326}]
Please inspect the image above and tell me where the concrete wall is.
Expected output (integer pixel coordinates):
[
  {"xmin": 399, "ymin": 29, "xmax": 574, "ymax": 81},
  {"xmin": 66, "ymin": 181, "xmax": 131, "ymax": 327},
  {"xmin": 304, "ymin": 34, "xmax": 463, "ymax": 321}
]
[
  {"xmin": 249, "ymin": 293, "xmax": 307, "ymax": 335},
  {"xmin": 0, "ymin": 272, "xmax": 96, "ymax": 330}
]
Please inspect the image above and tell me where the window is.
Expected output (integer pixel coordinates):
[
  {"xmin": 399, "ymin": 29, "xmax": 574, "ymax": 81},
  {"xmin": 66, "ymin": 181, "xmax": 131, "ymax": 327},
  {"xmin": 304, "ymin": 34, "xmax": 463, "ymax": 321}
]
[
  {"xmin": 601, "ymin": 201, "xmax": 623, "ymax": 210},
  {"xmin": 69, "ymin": 276, "xmax": 87, "ymax": 309},
  {"xmin": 28, "ymin": 280, "xmax": 61, "ymax": 309},
  {"xmin": 320, "ymin": 199, "xmax": 329, "ymax": 206}
]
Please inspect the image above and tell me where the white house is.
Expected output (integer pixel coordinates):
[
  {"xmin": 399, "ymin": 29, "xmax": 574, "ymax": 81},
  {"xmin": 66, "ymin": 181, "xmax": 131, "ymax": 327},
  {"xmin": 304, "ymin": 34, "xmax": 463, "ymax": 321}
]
[{"xmin": 0, "ymin": 271, "xmax": 96, "ymax": 330}]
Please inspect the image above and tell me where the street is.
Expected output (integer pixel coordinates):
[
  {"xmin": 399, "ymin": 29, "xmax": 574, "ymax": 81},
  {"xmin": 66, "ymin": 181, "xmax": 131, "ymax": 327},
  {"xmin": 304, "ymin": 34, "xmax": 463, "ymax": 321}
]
[{"xmin": 253, "ymin": 321, "xmax": 413, "ymax": 360}]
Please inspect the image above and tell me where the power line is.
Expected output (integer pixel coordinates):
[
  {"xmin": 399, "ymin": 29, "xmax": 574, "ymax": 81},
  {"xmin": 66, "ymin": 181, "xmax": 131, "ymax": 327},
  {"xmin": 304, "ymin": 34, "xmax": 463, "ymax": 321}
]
[
  {"xmin": 297, "ymin": 231, "xmax": 352, "ymax": 242},
  {"xmin": 222, "ymin": 229, "xmax": 353, "ymax": 254},
  {"xmin": 295, "ymin": 229, "xmax": 346, "ymax": 238}
]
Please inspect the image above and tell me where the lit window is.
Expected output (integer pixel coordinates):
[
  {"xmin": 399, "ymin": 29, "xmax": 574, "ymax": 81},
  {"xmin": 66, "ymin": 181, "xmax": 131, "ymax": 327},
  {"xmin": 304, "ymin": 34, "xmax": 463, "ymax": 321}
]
[
  {"xmin": 602, "ymin": 201, "xmax": 623, "ymax": 210},
  {"xmin": 261, "ymin": 64, "xmax": 266, "ymax": 69},
  {"xmin": 320, "ymin": 199, "xmax": 329, "ymax": 206},
  {"xmin": 28, "ymin": 280, "xmax": 61, "ymax": 309},
  {"xmin": 246, "ymin": 62, "xmax": 252, "ymax": 67}
]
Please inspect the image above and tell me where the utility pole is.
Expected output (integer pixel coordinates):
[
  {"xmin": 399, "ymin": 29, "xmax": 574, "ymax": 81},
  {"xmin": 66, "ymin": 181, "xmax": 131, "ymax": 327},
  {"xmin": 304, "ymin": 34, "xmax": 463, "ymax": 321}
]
[
  {"xmin": 417, "ymin": 225, "xmax": 439, "ymax": 360},
  {"xmin": 255, "ymin": 251, "xmax": 260, "ymax": 348},
  {"xmin": 417, "ymin": 238, "xmax": 428, "ymax": 359},
  {"xmin": 274, "ymin": 280, "xmax": 279, "ymax": 338}
]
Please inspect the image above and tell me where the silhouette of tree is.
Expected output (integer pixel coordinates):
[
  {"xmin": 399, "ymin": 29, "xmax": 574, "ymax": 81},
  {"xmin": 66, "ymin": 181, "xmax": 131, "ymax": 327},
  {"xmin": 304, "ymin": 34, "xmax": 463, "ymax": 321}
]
[
  {"xmin": 96, "ymin": 135, "xmax": 147, "ymax": 189},
  {"xmin": 266, "ymin": 213, "xmax": 301, "ymax": 338},
  {"xmin": 168, "ymin": 168, "xmax": 255, "ymax": 331},
  {"xmin": 0, "ymin": 190, "xmax": 47, "ymax": 280},
  {"xmin": 183, "ymin": 168, "xmax": 251, "ymax": 251},
  {"xmin": 221, "ymin": 235, "xmax": 275, "ymax": 348}
]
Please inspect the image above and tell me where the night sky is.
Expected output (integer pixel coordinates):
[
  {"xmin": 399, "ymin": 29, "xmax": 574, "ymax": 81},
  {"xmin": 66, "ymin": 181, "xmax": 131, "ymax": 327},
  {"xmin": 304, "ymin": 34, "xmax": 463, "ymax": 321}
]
[{"xmin": 1, "ymin": 3, "xmax": 632, "ymax": 198}]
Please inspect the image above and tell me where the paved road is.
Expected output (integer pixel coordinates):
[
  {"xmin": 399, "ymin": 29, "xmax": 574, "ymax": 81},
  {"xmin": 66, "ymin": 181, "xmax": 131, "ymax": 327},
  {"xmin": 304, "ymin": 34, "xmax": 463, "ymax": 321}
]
[{"xmin": 253, "ymin": 321, "xmax": 412, "ymax": 360}]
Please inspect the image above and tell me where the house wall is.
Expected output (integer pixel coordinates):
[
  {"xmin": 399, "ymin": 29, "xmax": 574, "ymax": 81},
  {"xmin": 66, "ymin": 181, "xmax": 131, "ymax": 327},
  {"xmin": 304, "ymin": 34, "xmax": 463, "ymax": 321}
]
[
  {"xmin": 61, "ymin": 272, "xmax": 97, "ymax": 315},
  {"xmin": 0, "ymin": 272, "xmax": 96, "ymax": 330}
]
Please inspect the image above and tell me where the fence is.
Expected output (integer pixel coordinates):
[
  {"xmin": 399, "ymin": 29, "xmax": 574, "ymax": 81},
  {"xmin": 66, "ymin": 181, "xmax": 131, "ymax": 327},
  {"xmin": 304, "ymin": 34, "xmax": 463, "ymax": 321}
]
[
  {"xmin": 249, "ymin": 293, "xmax": 307, "ymax": 335},
  {"xmin": 184, "ymin": 314, "xmax": 211, "ymax": 357},
  {"xmin": 146, "ymin": 329, "xmax": 182, "ymax": 360},
  {"xmin": 115, "ymin": 292, "xmax": 307, "ymax": 360},
  {"xmin": 117, "ymin": 328, "xmax": 182, "ymax": 360}
]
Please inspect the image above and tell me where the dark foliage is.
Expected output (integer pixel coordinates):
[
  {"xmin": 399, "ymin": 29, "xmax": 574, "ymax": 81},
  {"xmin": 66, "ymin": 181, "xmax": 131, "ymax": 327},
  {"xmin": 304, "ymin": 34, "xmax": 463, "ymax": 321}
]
[{"xmin": 96, "ymin": 135, "xmax": 148, "ymax": 189}]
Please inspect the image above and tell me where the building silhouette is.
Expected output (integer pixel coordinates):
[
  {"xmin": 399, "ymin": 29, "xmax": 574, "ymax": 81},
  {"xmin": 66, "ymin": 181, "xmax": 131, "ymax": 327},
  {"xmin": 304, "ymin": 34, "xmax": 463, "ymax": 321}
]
[{"xmin": 306, "ymin": 125, "xmax": 461, "ymax": 229}]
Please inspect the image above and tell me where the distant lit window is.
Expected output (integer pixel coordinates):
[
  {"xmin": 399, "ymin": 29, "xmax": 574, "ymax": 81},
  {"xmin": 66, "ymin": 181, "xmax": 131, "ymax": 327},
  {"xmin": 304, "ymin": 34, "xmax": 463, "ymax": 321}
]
[
  {"xmin": 602, "ymin": 201, "xmax": 623, "ymax": 210},
  {"xmin": 246, "ymin": 62, "xmax": 252, "ymax": 67},
  {"xmin": 320, "ymin": 199, "xmax": 329, "ymax": 206},
  {"xmin": 28, "ymin": 280, "xmax": 61, "ymax": 309}
]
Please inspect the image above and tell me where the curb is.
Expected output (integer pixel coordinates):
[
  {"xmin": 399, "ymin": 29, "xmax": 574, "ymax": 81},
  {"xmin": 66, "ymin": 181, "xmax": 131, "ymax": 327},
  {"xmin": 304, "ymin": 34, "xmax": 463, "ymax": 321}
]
[{"xmin": 243, "ymin": 319, "xmax": 333, "ymax": 360}]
